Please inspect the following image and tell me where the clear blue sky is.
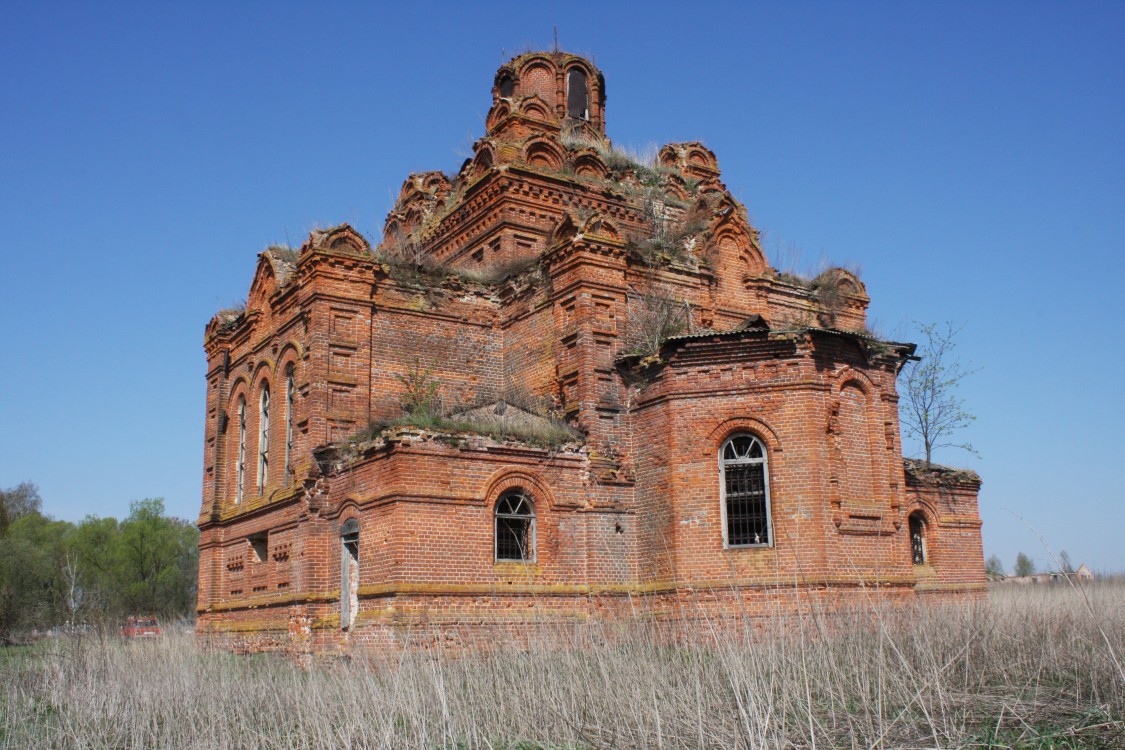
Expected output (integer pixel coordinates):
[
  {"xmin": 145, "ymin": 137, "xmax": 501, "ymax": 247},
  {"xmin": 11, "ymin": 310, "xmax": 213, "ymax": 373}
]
[{"xmin": 2, "ymin": 2, "xmax": 1122, "ymax": 574}]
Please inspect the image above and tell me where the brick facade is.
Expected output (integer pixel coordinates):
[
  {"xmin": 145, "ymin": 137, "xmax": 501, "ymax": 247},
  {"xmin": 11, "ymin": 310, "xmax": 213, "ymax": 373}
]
[{"xmin": 196, "ymin": 51, "xmax": 984, "ymax": 654}]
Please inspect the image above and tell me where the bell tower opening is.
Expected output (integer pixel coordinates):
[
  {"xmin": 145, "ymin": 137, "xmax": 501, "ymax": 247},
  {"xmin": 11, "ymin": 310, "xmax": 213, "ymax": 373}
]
[{"xmin": 567, "ymin": 68, "xmax": 588, "ymax": 120}]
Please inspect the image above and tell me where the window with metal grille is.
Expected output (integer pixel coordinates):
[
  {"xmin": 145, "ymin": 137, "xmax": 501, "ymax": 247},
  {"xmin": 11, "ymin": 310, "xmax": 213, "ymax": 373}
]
[
  {"xmin": 495, "ymin": 491, "xmax": 535, "ymax": 561},
  {"xmin": 257, "ymin": 385, "xmax": 270, "ymax": 494},
  {"xmin": 721, "ymin": 434, "xmax": 772, "ymax": 547},
  {"xmin": 284, "ymin": 366, "xmax": 295, "ymax": 486},
  {"xmin": 236, "ymin": 397, "xmax": 246, "ymax": 504},
  {"xmin": 909, "ymin": 512, "xmax": 926, "ymax": 564}
]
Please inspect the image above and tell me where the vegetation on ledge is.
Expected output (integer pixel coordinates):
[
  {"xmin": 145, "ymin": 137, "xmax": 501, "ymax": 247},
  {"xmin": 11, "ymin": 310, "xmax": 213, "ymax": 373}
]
[{"xmin": 350, "ymin": 412, "xmax": 582, "ymax": 451}]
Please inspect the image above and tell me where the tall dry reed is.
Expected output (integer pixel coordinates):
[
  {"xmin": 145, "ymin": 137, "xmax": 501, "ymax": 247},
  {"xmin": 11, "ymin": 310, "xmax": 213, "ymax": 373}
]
[{"xmin": 2, "ymin": 583, "xmax": 1122, "ymax": 749}]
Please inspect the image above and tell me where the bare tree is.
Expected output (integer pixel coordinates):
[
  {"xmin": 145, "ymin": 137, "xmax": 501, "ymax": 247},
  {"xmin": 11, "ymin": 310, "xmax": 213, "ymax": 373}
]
[
  {"xmin": 624, "ymin": 285, "xmax": 693, "ymax": 356},
  {"xmin": 899, "ymin": 322, "xmax": 978, "ymax": 468},
  {"xmin": 0, "ymin": 481, "xmax": 41, "ymax": 527},
  {"xmin": 1058, "ymin": 549, "xmax": 1075, "ymax": 575},
  {"xmin": 61, "ymin": 550, "xmax": 85, "ymax": 623}
]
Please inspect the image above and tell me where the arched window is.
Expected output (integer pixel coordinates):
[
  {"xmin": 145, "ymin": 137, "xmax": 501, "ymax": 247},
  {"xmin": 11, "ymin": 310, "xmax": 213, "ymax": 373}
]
[
  {"xmin": 284, "ymin": 365, "xmax": 295, "ymax": 486},
  {"xmin": 340, "ymin": 518, "xmax": 359, "ymax": 630},
  {"xmin": 567, "ymin": 68, "xmax": 589, "ymax": 120},
  {"xmin": 497, "ymin": 73, "xmax": 515, "ymax": 98},
  {"xmin": 257, "ymin": 385, "xmax": 270, "ymax": 494},
  {"xmin": 495, "ymin": 491, "xmax": 536, "ymax": 561},
  {"xmin": 720, "ymin": 434, "xmax": 772, "ymax": 547},
  {"xmin": 235, "ymin": 397, "xmax": 246, "ymax": 504},
  {"xmin": 909, "ymin": 512, "xmax": 927, "ymax": 564}
]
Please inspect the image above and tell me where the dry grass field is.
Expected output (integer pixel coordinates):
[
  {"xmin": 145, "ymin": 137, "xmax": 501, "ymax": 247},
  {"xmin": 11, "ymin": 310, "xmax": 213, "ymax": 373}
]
[{"xmin": 2, "ymin": 583, "xmax": 1122, "ymax": 749}]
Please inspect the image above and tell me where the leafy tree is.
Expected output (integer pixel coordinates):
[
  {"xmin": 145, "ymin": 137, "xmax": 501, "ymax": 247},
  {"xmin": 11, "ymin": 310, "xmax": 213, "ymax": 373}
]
[
  {"xmin": 1015, "ymin": 551, "xmax": 1036, "ymax": 577},
  {"xmin": 118, "ymin": 499, "xmax": 199, "ymax": 616},
  {"xmin": 0, "ymin": 512, "xmax": 74, "ymax": 640},
  {"xmin": 899, "ymin": 322, "xmax": 978, "ymax": 468},
  {"xmin": 0, "ymin": 489, "xmax": 200, "ymax": 639},
  {"xmin": 68, "ymin": 515, "xmax": 124, "ymax": 618},
  {"xmin": 985, "ymin": 554, "xmax": 1006, "ymax": 577}
]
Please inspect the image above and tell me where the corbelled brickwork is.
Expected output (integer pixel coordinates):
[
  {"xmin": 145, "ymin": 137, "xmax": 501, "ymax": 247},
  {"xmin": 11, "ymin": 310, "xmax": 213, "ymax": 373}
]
[{"xmin": 196, "ymin": 51, "xmax": 984, "ymax": 654}]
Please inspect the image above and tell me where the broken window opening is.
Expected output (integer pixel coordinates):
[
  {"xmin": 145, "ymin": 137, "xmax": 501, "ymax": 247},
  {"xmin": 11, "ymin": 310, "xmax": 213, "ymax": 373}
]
[
  {"xmin": 236, "ymin": 397, "xmax": 246, "ymax": 504},
  {"xmin": 340, "ymin": 518, "xmax": 360, "ymax": 630},
  {"xmin": 909, "ymin": 512, "xmax": 927, "ymax": 565},
  {"xmin": 498, "ymin": 73, "xmax": 515, "ymax": 98},
  {"xmin": 257, "ymin": 385, "xmax": 270, "ymax": 494},
  {"xmin": 284, "ymin": 365, "xmax": 295, "ymax": 486},
  {"xmin": 566, "ymin": 68, "xmax": 589, "ymax": 120},
  {"xmin": 495, "ymin": 491, "xmax": 536, "ymax": 561},
  {"xmin": 721, "ymin": 434, "xmax": 772, "ymax": 547},
  {"xmin": 248, "ymin": 532, "xmax": 268, "ymax": 563}
]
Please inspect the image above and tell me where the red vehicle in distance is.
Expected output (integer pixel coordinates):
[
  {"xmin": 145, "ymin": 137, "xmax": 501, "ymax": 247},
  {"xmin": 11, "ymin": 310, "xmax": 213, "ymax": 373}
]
[{"xmin": 119, "ymin": 616, "xmax": 162, "ymax": 638}]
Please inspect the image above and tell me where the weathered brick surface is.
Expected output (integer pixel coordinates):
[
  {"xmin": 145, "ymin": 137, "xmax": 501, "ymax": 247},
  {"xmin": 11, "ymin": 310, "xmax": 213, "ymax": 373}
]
[{"xmin": 197, "ymin": 51, "xmax": 984, "ymax": 654}]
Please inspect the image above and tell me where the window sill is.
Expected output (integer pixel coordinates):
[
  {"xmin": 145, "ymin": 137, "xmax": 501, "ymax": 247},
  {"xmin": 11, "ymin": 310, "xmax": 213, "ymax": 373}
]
[{"xmin": 493, "ymin": 561, "xmax": 541, "ymax": 577}]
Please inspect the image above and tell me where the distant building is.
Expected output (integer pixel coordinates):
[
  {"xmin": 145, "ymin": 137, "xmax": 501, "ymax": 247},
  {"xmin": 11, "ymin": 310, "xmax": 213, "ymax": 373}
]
[
  {"xmin": 1001, "ymin": 562, "xmax": 1094, "ymax": 584},
  {"xmin": 195, "ymin": 51, "xmax": 986, "ymax": 654}
]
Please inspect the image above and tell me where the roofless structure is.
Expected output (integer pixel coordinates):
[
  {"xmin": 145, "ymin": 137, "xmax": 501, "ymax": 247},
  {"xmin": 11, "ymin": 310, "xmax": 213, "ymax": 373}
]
[{"xmin": 197, "ymin": 51, "xmax": 985, "ymax": 653}]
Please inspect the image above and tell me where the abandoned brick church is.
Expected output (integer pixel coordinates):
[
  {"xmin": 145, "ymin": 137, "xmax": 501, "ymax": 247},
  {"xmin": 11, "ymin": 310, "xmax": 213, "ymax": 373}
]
[{"xmin": 196, "ymin": 51, "xmax": 984, "ymax": 652}]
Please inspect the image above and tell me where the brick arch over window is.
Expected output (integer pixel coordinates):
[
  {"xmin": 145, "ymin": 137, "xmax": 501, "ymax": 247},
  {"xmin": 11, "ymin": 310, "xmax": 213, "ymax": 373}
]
[
  {"xmin": 704, "ymin": 417, "xmax": 783, "ymax": 457},
  {"xmin": 250, "ymin": 359, "xmax": 275, "ymax": 388},
  {"xmin": 481, "ymin": 469, "xmax": 555, "ymax": 511},
  {"xmin": 275, "ymin": 343, "xmax": 303, "ymax": 371}
]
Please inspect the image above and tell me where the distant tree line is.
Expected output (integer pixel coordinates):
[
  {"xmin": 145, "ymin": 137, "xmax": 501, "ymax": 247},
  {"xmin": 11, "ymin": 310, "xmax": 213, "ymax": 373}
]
[
  {"xmin": 0, "ymin": 482, "xmax": 198, "ymax": 642},
  {"xmin": 985, "ymin": 550, "xmax": 1078, "ymax": 578}
]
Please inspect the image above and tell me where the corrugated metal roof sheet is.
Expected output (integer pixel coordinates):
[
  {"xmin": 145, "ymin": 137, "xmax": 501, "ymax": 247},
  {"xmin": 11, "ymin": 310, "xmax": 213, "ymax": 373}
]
[{"xmin": 664, "ymin": 324, "xmax": 902, "ymax": 345}]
